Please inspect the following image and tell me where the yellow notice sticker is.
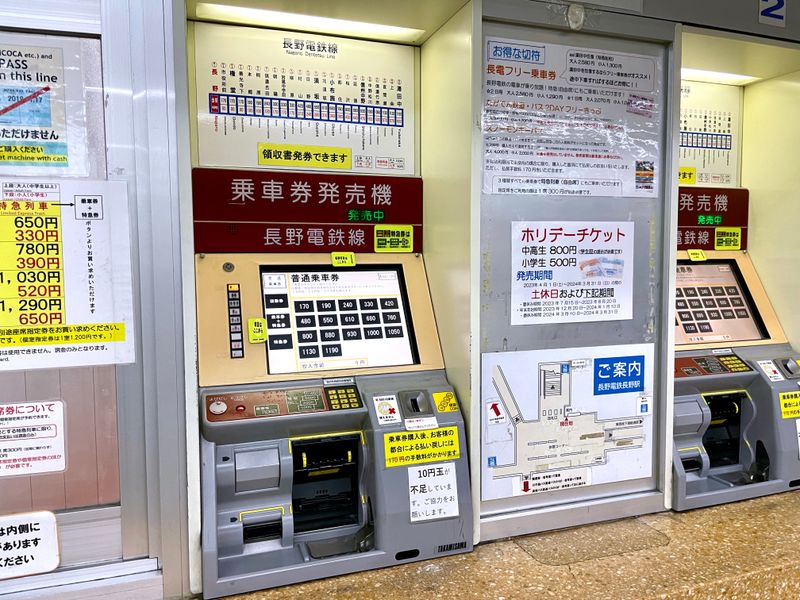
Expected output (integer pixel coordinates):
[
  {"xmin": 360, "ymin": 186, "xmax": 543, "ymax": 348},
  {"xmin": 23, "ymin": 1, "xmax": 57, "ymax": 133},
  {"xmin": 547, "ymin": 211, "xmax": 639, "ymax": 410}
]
[
  {"xmin": 0, "ymin": 323, "xmax": 125, "ymax": 347},
  {"xmin": 331, "ymin": 252, "xmax": 356, "ymax": 267},
  {"xmin": 257, "ymin": 143, "xmax": 352, "ymax": 170},
  {"xmin": 384, "ymin": 426, "xmax": 460, "ymax": 468},
  {"xmin": 374, "ymin": 224, "xmax": 413, "ymax": 253},
  {"xmin": 687, "ymin": 249, "xmax": 707, "ymax": 262},
  {"xmin": 678, "ymin": 166, "xmax": 697, "ymax": 185},
  {"xmin": 780, "ymin": 391, "xmax": 800, "ymax": 419},
  {"xmin": 433, "ymin": 391, "xmax": 459, "ymax": 413},
  {"xmin": 247, "ymin": 318, "xmax": 267, "ymax": 344},
  {"xmin": 714, "ymin": 227, "xmax": 742, "ymax": 251}
]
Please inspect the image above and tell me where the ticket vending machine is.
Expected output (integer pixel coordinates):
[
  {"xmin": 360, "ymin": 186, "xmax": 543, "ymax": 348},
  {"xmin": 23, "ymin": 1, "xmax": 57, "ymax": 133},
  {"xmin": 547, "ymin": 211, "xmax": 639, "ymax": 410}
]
[
  {"xmin": 195, "ymin": 253, "xmax": 472, "ymax": 598},
  {"xmin": 672, "ymin": 250, "xmax": 800, "ymax": 510}
]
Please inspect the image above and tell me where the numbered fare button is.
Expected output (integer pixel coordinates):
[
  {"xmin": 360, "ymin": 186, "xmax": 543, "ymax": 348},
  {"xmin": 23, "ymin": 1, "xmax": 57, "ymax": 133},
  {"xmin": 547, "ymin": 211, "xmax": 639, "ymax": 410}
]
[
  {"xmin": 382, "ymin": 311, "xmax": 401, "ymax": 324},
  {"xmin": 322, "ymin": 344, "xmax": 342, "ymax": 357},
  {"xmin": 364, "ymin": 327, "xmax": 383, "ymax": 339},
  {"xmin": 296, "ymin": 315, "xmax": 316, "ymax": 328},
  {"xmin": 297, "ymin": 330, "xmax": 318, "ymax": 344},
  {"xmin": 380, "ymin": 298, "xmax": 399, "ymax": 310},
  {"xmin": 341, "ymin": 313, "xmax": 360, "ymax": 326},
  {"xmin": 268, "ymin": 334, "xmax": 293, "ymax": 350},
  {"xmin": 316, "ymin": 299, "xmax": 336, "ymax": 312},
  {"xmin": 385, "ymin": 326, "xmax": 404, "ymax": 338},
  {"xmin": 294, "ymin": 300, "xmax": 314, "ymax": 313},
  {"xmin": 359, "ymin": 298, "xmax": 378, "ymax": 310},
  {"xmin": 362, "ymin": 312, "xmax": 380, "ymax": 325},
  {"xmin": 338, "ymin": 299, "xmax": 357, "ymax": 311},
  {"xmin": 343, "ymin": 328, "xmax": 362, "ymax": 340},
  {"xmin": 267, "ymin": 314, "xmax": 290, "ymax": 329},
  {"xmin": 319, "ymin": 314, "xmax": 338, "ymax": 327},
  {"xmin": 320, "ymin": 329, "xmax": 340, "ymax": 342},
  {"xmin": 298, "ymin": 345, "xmax": 319, "ymax": 358}
]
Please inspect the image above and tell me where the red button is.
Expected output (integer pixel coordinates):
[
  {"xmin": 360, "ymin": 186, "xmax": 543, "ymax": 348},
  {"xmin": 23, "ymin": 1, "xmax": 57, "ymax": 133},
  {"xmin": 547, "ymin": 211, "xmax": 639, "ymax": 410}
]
[{"xmin": 235, "ymin": 405, "xmax": 246, "ymax": 413}]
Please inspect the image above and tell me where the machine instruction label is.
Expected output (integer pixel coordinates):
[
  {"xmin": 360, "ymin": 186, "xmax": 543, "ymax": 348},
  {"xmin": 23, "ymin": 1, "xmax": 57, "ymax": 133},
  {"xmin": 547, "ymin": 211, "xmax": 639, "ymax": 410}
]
[
  {"xmin": 482, "ymin": 37, "xmax": 663, "ymax": 197},
  {"xmin": 779, "ymin": 391, "xmax": 800, "ymax": 419},
  {"xmin": 373, "ymin": 394, "xmax": 402, "ymax": 426},
  {"xmin": 408, "ymin": 462, "xmax": 459, "ymax": 522},
  {"xmin": 757, "ymin": 360, "xmax": 785, "ymax": 382},
  {"xmin": 481, "ymin": 343, "xmax": 654, "ymax": 501},
  {"xmin": 510, "ymin": 221, "xmax": 634, "ymax": 325},
  {"xmin": 384, "ymin": 426, "xmax": 460, "ymax": 468},
  {"xmin": 0, "ymin": 511, "xmax": 59, "ymax": 580},
  {"xmin": 433, "ymin": 391, "xmax": 459, "ymax": 413}
]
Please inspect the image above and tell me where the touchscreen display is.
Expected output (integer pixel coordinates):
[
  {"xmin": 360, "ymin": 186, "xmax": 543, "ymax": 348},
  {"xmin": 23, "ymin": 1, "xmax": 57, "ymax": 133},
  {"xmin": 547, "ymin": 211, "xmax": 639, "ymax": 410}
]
[
  {"xmin": 674, "ymin": 261, "xmax": 766, "ymax": 345},
  {"xmin": 260, "ymin": 265, "xmax": 418, "ymax": 374}
]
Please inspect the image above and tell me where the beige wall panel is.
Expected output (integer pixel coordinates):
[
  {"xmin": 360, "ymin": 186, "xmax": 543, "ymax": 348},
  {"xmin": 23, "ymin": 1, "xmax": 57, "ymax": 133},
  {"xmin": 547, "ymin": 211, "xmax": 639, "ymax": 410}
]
[
  {"xmin": 0, "ymin": 371, "xmax": 32, "ymax": 513},
  {"xmin": 61, "ymin": 368, "xmax": 100, "ymax": 508},
  {"xmin": 26, "ymin": 369, "xmax": 67, "ymax": 511},
  {"xmin": 93, "ymin": 366, "xmax": 120, "ymax": 505}
]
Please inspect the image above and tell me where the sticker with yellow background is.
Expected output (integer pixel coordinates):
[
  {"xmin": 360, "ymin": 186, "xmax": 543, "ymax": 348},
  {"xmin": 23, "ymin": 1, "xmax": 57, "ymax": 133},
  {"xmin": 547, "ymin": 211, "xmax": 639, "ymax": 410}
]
[
  {"xmin": 257, "ymin": 143, "xmax": 352, "ymax": 169},
  {"xmin": 384, "ymin": 426, "xmax": 460, "ymax": 468}
]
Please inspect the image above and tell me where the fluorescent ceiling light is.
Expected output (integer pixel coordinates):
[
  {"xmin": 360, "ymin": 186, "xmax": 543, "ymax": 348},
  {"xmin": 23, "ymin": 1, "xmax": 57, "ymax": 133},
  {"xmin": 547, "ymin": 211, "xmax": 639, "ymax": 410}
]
[
  {"xmin": 195, "ymin": 3, "xmax": 425, "ymax": 43},
  {"xmin": 680, "ymin": 68, "xmax": 760, "ymax": 86}
]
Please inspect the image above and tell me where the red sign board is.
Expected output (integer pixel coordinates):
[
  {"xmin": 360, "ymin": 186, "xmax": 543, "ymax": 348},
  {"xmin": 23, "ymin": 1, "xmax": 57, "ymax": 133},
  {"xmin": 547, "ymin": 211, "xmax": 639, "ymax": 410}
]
[
  {"xmin": 192, "ymin": 168, "xmax": 423, "ymax": 253},
  {"xmin": 677, "ymin": 187, "xmax": 748, "ymax": 250}
]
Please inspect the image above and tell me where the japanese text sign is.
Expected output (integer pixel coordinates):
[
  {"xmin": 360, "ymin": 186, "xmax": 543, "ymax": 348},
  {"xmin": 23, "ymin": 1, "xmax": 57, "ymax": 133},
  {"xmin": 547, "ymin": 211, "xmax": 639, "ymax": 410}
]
[
  {"xmin": 0, "ymin": 511, "xmax": 59, "ymax": 580},
  {"xmin": 0, "ymin": 401, "xmax": 64, "ymax": 477},
  {"xmin": 677, "ymin": 186, "xmax": 748, "ymax": 251},
  {"xmin": 593, "ymin": 355, "xmax": 645, "ymax": 395},
  {"xmin": 192, "ymin": 168, "xmax": 422, "ymax": 253},
  {"xmin": 408, "ymin": 462, "xmax": 459, "ymax": 522}
]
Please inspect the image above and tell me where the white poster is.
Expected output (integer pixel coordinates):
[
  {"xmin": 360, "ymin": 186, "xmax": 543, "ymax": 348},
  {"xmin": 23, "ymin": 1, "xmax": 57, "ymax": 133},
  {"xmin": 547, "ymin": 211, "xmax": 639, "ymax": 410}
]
[
  {"xmin": 510, "ymin": 221, "xmax": 634, "ymax": 325},
  {"xmin": 408, "ymin": 462, "xmax": 459, "ymax": 522},
  {"xmin": 0, "ymin": 401, "xmax": 64, "ymax": 477},
  {"xmin": 679, "ymin": 80, "xmax": 741, "ymax": 186},
  {"xmin": 0, "ymin": 511, "xmax": 59, "ymax": 580},
  {"xmin": 0, "ymin": 32, "xmax": 89, "ymax": 176},
  {"xmin": 194, "ymin": 23, "xmax": 414, "ymax": 174},
  {"xmin": 0, "ymin": 179, "xmax": 134, "ymax": 370},
  {"xmin": 481, "ymin": 344, "xmax": 654, "ymax": 501},
  {"xmin": 482, "ymin": 37, "xmax": 662, "ymax": 197}
]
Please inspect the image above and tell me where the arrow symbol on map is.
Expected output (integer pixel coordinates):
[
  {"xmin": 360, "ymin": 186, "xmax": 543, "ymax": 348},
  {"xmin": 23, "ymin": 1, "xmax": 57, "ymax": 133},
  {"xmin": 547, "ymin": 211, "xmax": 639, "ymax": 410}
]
[
  {"xmin": 0, "ymin": 86, "xmax": 51, "ymax": 118},
  {"xmin": 489, "ymin": 402, "xmax": 501, "ymax": 417}
]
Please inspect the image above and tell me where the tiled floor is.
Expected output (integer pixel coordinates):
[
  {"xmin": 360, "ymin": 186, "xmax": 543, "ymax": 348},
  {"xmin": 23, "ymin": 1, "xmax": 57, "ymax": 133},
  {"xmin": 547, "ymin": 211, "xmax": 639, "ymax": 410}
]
[{"xmin": 225, "ymin": 492, "xmax": 800, "ymax": 600}]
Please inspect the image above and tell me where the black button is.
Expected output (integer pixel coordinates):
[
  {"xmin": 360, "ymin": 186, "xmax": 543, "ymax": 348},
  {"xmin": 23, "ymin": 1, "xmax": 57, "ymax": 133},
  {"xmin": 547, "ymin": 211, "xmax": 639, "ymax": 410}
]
[
  {"xmin": 722, "ymin": 309, "xmax": 736, "ymax": 319},
  {"xmin": 735, "ymin": 309, "xmax": 749, "ymax": 318},
  {"xmin": 676, "ymin": 288, "xmax": 684, "ymax": 297},
  {"xmin": 711, "ymin": 286, "xmax": 725, "ymax": 296},
  {"xmin": 683, "ymin": 288, "xmax": 698, "ymax": 297},
  {"xmin": 380, "ymin": 298, "xmax": 399, "ymax": 309},
  {"xmin": 264, "ymin": 294, "xmax": 289, "ymax": 308},
  {"xmin": 298, "ymin": 345, "xmax": 319, "ymax": 358},
  {"xmin": 342, "ymin": 328, "xmax": 362, "ymax": 340},
  {"xmin": 294, "ymin": 300, "xmax": 314, "ymax": 313},
  {"xmin": 678, "ymin": 311, "xmax": 693, "ymax": 322},
  {"xmin": 692, "ymin": 311, "xmax": 707, "ymax": 320},
  {"xmin": 322, "ymin": 344, "xmax": 342, "ymax": 357},
  {"xmin": 702, "ymin": 298, "xmax": 717, "ymax": 308},
  {"xmin": 362, "ymin": 312, "xmax": 380, "ymax": 325},
  {"xmin": 364, "ymin": 327, "xmax": 383, "ymax": 339},
  {"xmin": 730, "ymin": 297, "xmax": 744, "ymax": 307},
  {"xmin": 268, "ymin": 334, "xmax": 293, "ymax": 350},
  {"xmin": 341, "ymin": 313, "xmax": 360, "ymax": 326},
  {"xmin": 320, "ymin": 329, "xmax": 340, "ymax": 341},
  {"xmin": 382, "ymin": 311, "xmax": 401, "ymax": 324},
  {"xmin": 297, "ymin": 330, "xmax": 318, "ymax": 343},
  {"xmin": 697, "ymin": 322, "xmax": 712, "ymax": 333},
  {"xmin": 708, "ymin": 310, "xmax": 722, "ymax": 320},
  {"xmin": 296, "ymin": 315, "xmax": 316, "ymax": 328},
  {"xmin": 385, "ymin": 326, "xmax": 404, "ymax": 338},
  {"xmin": 683, "ymin": 323, "xmax": 698, "ymax": 333},
  {"xmin": 359, "ymin": 298, "xmax": 378, "ymax": 310},
  {"xmin": 338, "ymin": 299, "xmax": 357, "ymax": 311},
  {"xmin": 717, "ymin": 298, "xmax": 731, "ymax": 308},
  {"xmin": 688, "ymin": 299, "xmax": 703, "ymax": 309},
  {"xmin": 319, "ymin": 314, "xmax": 339, "ymax": 327},
  {"xmin": 697, "ymin": 287, "xmax": 712, "ymax": 297},
  {"xmin": 676, "ymin": 300, "xmax": 688, "ymax": 310},
  {"xmin": 267, "ymin": 314, "xmax": 289, "ymax": 329},
  {"xmin": 316, "ymin": 300, "xmax": 336, "ymax": 312},
  {"xmin": 725, "ymin": 286, "xmax": 739, "ymax": 295}
]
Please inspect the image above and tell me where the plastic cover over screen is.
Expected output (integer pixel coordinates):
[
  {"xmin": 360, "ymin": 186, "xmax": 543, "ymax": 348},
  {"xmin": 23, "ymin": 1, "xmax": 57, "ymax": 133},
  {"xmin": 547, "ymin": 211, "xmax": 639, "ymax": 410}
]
[
  {"xmin": 259, "ymin": 265, "xmax": 419, "ymax": 374},
  {"xmin": 674, "ymin": 260, "xmax": 767, "ymax": 345}
]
